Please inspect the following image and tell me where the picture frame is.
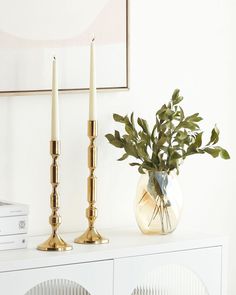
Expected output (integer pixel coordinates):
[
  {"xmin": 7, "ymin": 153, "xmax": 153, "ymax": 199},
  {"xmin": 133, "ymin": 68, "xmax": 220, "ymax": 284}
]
[{"xmin": 0, "ymin": 0, "xmax": 129, "ymax": 95}]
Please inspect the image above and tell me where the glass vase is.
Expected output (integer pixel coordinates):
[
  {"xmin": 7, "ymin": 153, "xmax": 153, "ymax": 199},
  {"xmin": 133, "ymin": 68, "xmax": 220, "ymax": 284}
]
[{"xmin": 135, "ymin": 171, "xmax": 183, "ymax": 235}]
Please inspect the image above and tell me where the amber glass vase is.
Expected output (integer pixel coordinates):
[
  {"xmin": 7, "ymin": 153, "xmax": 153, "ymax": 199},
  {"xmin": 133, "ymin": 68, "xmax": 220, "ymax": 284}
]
[{"xmin": 135, "ymin": 171, "xmax": 183, "ymax": 235}]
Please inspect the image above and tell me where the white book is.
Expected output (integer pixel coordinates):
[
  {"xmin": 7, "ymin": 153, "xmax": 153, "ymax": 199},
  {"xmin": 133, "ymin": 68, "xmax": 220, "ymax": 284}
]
[
  {"xmin": 0, "ymin": 215, "xmax": 28, "ymax": 236},
  {"xmin": 0, "ymin": 200, "xmax": 28, "ymax": 217},
  {"xmin": 0, "ymin": 234, "xmax": 27, "ymax": 251}
]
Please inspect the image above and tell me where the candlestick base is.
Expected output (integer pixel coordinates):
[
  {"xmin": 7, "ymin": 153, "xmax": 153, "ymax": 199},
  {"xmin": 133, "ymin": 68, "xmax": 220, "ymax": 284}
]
[
  {"xmin": 37, "ymin": 233, "xmax": 72, "ymax": 251},
  {"xmin": 37, "ymin": 140, "xmax": 72, "ymax": 252},
  {"xmin": 74, "ymin": 228, "xmax": 109, "ymax": 245},
  {"xmin": 74, "ymin": 121, "xmax": 109, "ymax": 245}
]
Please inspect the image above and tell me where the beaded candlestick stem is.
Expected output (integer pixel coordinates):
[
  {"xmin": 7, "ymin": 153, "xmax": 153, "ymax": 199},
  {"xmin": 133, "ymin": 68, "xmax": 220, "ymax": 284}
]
[
  {"xmin": 74, "ymin": 120, "xmax": 108, "ymax": 244},
  {"xmin": 37, "ymin": 141, "xmax": 72, "ymax": 251}
]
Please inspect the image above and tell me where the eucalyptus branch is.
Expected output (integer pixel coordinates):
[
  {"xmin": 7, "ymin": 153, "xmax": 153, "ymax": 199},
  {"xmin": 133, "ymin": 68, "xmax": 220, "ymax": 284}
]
[{"xmin": 105, "ymin": 89, "xmax": 230, "ymax": 175}]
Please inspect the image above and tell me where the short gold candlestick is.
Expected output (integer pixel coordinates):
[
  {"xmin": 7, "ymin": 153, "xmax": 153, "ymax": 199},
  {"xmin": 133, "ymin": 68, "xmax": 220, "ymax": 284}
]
[
  {"xmin": 37, "ymin": 141, "xmax": 72, "ymax": 251},
  {"xmin": 74, "ymin": 120, "xmax": 109, "ymax": 244}
]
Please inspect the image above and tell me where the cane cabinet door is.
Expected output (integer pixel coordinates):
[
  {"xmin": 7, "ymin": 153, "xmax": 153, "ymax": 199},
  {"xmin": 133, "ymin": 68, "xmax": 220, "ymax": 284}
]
[
  {"xmin": 0, "ymin": 260, "xmax": 113, "ymax": 295},
  {"xmin": 114, "ymin": 247, "xmax": 222, "ymax": 295}
]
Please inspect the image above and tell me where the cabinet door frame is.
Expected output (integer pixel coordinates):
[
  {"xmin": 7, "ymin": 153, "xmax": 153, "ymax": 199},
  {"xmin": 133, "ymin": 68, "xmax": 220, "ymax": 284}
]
[
  {"xmin": 0, "ymin": 259, "xmax": 113, "ymax": 295},
  {"xmin": 114, "ymin": 246, "xmax": 223, "ymax": 295}
]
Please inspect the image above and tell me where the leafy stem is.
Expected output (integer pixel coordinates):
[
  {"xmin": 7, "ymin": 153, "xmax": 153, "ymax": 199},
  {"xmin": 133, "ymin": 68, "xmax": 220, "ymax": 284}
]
[{"xmin": 105, "ymin": 89, "xmax": 230, "ymax": 175}]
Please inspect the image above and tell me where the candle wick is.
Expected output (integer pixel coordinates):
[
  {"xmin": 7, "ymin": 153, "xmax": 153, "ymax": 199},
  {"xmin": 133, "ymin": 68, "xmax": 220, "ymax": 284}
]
[
  {"xmin": 92, "ymin": 35, "xmax": 95, "ymax": 42},
  {"xmin": 53, "ymin": 56, "xmax": 56, "ymax": 60}
]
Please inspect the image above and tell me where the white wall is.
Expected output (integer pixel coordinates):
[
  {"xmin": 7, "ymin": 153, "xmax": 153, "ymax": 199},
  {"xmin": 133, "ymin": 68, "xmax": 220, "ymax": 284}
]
[{"xmin": 0, "ymin": 0, "xmax": 235, "ymax": 293}]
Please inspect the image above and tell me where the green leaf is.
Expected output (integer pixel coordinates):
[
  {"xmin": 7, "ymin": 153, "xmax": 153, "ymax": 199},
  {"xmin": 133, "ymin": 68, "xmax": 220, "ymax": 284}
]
[
  {"xmin": 118, "ymin": 153, "xmax": 129, "ymax": 161},
  {"xmin": 173, "ymin": 95, "xmax": 183, "ymax": 105},
  {"xmin": 160, "ymin": 145, "xmax": 168, "ymax": 153},
  {"xmin": 138, "ymin": 165, "xmax": 145, "ymax": 174},
  {"xmin": 136, "ymin": 142, "xmax": 150, "ymax": 161},
  {"xmin": 156, "ymin": 117, "xmax": 161, "ymax": 131},
  {"xmin": 105, "ymin": 134, "xmax": 115, "ymax": 143},
  {"xmin": 137, "ymin": 118, "xmax": 150, "ymax": 135},
  {"xmin": 172, "ymin": 89, "xmax": 180, "ymax": 99},
  {"xmin": 125, "ymin": 124, "xmax": 134, "ymax": 136},
  {"xmin": 159, "ymin": 122, "xmax": 167, "ymax": 133},
  {"xmin": 151, "ymin": 124, "xmax": 157, "ymax": 141},
  {"xmin": 156, "ymin": 134, "xmax": 167, "ymax": 148},
  {"xmin": 156, "ymin": 104, "xmax": 167, "ymax": 116},
  {"xmin": 111, "ymin": 139, "xmax": 124, "ymax": 148},
  {"xmin": 158, "ymin": 108, "xmax": 175, "ymax": 121},
  {"xmin": 185, "ymin": 113, "xmax": 202, "ymax": 122},
  {"xmin": 123, "ymin": 116, "xmax": 137, "ymax": 138},
  {"xmin": 172, "ymin": 110, "xmax": 181, "ymax": 121},
  {"xmin": 170, "ymin": 151, "xmax": 182, "ymax": 160},
  {"xmin": 139, "ymin": 131, "xmax": 150, "ymax": 144},
  {"xmin": 168, "ymin": 159, "xmax": 179, "ymax": 170},
  {"xmin": 129, "ymin": 162, "xmax": 140, "ymax": 166},
  {"xmin": 165, "ymin": 109, "xmax": 175, "ymax": 117},
  {"xmin": 204, "ymin": 147, "xmax": 220, "ymax": 158},
  {"xmin": 177, "ymin": 121, "xmax": 199, "ymax": 131},
  {"xmin": 214, "ymin": 146, "xmax": 230, "ymax": 160},
  {"xmin": 106, "ymin": 133, "xmax": 124, "ymax": 148},
  {"xmin": 115, "ymin": 130, "xmax": 121, "ymax": 139},
  {"xmin": 219, "ymin": 148, "xmax": 230, "ymax": 159},
  {"xmin": 176, "ymin": 131, "xmax": 188, "ymax": 141},
  {"xmin": 186, "ymin": 144, "xmax": 198, "ymax": 155},
  {"xmin": 193, "ymin": 116, "xmax": 203, "ymax": 122},
  {"xmin": 142, "ymin": 162, "xmax": 155, "ymax": 170},
  {"xmin": 194, "ymin": 132, "xmax": 203, "ymax": 148},
  {"xmin": 124, "ymin": 142, "xmax": 139, "ymax": 158},
  {"xmin": 113, "ymin": 113, "xmax": 125, "ymax": 123},
  {"xmin": 208, "ymin": 125, "xmax": 219, "ymax": 145},
  {"xmin": 130, "ymin": 112, "xmax": 134, "ymax": 125},
  {"xmin": 171, "ymin": 89, "xmax": 184, "ymax": 106},
  {"xmin": 171, "ymin": 89, "xmax": 180, "ymax": 104},
  {"xmin": 180, "ymin": 107, "xmax": 185, "ymax": 120}
]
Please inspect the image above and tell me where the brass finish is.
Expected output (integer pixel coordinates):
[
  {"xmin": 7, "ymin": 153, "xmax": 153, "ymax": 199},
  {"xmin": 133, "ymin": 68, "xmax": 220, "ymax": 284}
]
[
  {"xmin": 37, "ymin": 141, "xmax": 72, "ymax": 251},
  {"xmin": 74, "ymin": 120, "xmax": 109, "ymax": 245}
]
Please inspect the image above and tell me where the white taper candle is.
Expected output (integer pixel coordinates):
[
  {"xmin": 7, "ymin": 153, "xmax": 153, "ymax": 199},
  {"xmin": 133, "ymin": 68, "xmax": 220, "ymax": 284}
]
[
  {"xmin": 51, "ymin": 57, "xmax": 60, "ymax": 140},
  {"xmin": 89, "ymin": 38, "xmax": 97, "ymax": 120}
]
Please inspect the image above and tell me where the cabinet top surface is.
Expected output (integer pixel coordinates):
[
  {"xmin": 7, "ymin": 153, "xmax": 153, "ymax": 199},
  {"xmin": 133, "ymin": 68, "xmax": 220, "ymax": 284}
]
[{"xmin": 0, "ymin": 228, "xmax": 226, "ymax": 273}]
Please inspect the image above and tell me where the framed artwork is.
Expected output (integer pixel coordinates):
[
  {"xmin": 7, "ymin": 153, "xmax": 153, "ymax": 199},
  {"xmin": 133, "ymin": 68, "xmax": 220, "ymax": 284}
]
[{"xmin": 0, "ymin": 0, "xmax": 129, "ymax": 95}]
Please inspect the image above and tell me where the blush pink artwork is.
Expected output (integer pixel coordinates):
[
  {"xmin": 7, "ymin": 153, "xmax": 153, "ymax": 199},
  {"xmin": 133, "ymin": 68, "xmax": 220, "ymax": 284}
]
[{"xmin": 0, "ymin": 0, "xmax": 128, "ymax": 93}]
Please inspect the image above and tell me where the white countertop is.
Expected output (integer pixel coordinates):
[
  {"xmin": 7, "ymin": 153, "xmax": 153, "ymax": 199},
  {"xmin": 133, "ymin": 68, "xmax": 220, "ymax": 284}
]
[{"xmin": 0, "ymin": 228, "xmax": 226, "ymax": 273}]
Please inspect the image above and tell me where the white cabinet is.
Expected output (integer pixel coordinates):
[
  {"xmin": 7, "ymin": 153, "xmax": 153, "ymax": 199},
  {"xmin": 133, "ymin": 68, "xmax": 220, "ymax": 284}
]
[
  {"xmin": 0, "ymin": 230, "xmax": 227, "ymax": 295},
  {"xmin": 0, "ymin": 260, "xmax": 113, "ymax": 295},
  {"xmin": 114, "ymin": 247, "xmax": 222, "ymax": 295}
]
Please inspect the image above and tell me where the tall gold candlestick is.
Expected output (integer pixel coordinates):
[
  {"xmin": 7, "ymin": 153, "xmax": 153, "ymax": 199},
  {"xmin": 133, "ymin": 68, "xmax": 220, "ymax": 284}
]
[
  {"xmin": 74, "ymin": 120, "xmax": 108, "ymax": 244},
  {"xmin": 37, "ymin": 141, "xmax": 72, "ymax": 251}
]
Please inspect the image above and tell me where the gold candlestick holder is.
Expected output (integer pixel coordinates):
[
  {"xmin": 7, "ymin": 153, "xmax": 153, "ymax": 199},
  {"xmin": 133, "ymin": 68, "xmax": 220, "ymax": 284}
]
[
  {"xmin": 74, "ymin": 120, "xmax": 109, "ymax": 244},
  {"xmin": 37, "ymin": 141, "xmax": 72, "ymax": 251}
]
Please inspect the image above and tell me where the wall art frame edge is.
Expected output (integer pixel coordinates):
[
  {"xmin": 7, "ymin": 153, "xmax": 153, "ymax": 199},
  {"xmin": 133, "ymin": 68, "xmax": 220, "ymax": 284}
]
[{"xmin": 0, "ymin": 0, "xmax": 130, "ymax": 97}]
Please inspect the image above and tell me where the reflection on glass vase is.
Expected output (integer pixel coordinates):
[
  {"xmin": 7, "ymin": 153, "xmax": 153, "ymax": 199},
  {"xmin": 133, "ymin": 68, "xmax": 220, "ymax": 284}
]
[{"xmin": 135, "ymin": 171, "xmax": 183, "ymax": 235}]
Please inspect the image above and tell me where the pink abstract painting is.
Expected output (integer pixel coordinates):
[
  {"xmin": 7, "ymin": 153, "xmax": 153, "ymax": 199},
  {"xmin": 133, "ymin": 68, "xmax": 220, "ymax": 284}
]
[{"xmin": 0, "ymin": 0, "xmax": 128, "ymax": 93}]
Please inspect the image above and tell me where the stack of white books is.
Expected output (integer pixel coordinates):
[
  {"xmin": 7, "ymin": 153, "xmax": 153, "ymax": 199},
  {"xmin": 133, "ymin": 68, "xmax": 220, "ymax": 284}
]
[{"xmin": 0, "ymin": 201, "xmax": 29, "ymax": 250}]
